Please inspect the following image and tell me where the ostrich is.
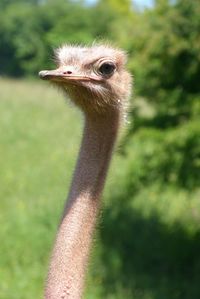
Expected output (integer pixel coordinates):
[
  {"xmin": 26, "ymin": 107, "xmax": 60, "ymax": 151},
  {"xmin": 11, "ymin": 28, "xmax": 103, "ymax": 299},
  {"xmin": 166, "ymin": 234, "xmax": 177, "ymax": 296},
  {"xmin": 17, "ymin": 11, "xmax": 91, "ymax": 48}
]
[{"xmin": 39, "ymin": 44, "xmax": 132, "ymax": 299}]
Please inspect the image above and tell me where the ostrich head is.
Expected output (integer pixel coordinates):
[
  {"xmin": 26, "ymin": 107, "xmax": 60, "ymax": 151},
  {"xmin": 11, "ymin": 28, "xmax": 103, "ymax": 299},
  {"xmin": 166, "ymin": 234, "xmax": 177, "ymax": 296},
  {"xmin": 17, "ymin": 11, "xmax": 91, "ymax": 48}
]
[{"xmin": 39, "ymin": 44, "xmax": 132, "ymax": 116}]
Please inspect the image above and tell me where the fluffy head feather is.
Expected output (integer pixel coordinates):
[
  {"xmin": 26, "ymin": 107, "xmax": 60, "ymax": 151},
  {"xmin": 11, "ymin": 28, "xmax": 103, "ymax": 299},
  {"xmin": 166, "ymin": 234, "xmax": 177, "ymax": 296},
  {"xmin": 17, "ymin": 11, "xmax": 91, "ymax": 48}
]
[{"xmin": 39, "ymin": 44, "xmax": 132, "ymax": 116}]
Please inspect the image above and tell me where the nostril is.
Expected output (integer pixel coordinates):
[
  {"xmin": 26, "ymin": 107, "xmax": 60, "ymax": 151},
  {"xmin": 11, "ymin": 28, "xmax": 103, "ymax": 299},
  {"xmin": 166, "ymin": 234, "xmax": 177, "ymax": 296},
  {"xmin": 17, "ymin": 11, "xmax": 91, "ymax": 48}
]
[{"xmin": 63, "ymin": 71, "xmax": 72, "ymax": 75}]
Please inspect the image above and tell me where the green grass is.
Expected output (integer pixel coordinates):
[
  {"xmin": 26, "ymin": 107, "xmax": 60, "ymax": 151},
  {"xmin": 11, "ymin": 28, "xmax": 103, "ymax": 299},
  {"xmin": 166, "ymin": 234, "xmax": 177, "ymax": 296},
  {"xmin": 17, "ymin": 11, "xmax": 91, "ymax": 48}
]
[
  {"xmin": 1, "ymin": 79, "xmax": 200, "ymax": 299},
  {"xmin": 0, "ymin": 78, "xmax": 82, "ymax": 298}
]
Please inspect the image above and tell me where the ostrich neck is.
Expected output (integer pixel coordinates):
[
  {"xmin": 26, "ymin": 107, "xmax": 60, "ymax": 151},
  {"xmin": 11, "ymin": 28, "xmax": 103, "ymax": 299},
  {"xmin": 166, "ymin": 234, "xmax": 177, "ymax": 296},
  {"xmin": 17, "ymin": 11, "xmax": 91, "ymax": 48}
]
[{"xmin": 45, "ymin": 111, "xmax": 120, "ymax": 299}]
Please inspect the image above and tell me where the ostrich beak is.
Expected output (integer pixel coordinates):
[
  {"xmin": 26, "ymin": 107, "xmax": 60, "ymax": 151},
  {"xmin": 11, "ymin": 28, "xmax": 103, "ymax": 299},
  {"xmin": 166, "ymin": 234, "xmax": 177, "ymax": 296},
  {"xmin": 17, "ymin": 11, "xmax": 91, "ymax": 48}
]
[
  {"xmin": 39, "ymin": 69, "xmax": 62, "ymax": 80},
  {"xmin": 39, "ymin": 68, "xmax": 101, "ymax": 82}
]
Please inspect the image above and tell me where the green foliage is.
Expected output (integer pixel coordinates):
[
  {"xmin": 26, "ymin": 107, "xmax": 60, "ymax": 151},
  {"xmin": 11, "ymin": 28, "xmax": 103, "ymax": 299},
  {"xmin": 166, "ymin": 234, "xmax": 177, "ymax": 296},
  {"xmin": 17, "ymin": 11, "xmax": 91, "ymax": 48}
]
[
  {"xmin": 0, "ymin": 0, "xmax": 116, "ymax": 76},
  {"xmin": 124, "ymin": 119, "xmax": 200, "ymax": 190},
  {"xmin": 126, "ymin": 0, "xmax": 200, "ymax": 121},
  {"xmin": 0, "ymin": 2, "xmax": 51, "ymax": 75}
]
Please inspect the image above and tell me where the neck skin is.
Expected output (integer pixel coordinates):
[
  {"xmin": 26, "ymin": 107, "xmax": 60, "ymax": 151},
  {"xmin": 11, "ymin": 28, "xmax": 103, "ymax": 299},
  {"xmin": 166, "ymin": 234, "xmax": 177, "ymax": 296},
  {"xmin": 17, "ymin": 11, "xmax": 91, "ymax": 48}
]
[{"xmin": 45, "ymin": 110, "xmax": 121, "ymax": 299}]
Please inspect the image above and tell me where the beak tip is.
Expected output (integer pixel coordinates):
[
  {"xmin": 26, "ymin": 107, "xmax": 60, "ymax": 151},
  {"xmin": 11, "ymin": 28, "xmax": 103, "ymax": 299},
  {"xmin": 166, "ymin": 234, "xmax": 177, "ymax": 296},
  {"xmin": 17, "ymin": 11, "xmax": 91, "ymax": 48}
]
[{"xmin": 38, "ymin": 70, "xmax": 48, "ymax": 79}]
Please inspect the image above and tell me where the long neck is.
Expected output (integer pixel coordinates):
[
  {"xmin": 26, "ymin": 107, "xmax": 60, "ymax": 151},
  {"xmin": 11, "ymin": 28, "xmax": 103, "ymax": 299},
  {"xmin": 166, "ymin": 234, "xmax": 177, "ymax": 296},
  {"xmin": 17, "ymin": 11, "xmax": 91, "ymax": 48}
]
[{"xmin": 45, "ymin": 112, "xmax": 120, "ymax": 299}]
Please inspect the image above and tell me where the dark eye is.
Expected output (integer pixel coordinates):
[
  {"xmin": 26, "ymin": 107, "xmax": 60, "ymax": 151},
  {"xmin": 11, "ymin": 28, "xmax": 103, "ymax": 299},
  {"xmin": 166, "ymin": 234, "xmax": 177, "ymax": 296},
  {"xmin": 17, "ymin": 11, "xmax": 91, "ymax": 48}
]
[{"xmin": 98, "ymin": 62, "xmax": 116, "ymax": 76}]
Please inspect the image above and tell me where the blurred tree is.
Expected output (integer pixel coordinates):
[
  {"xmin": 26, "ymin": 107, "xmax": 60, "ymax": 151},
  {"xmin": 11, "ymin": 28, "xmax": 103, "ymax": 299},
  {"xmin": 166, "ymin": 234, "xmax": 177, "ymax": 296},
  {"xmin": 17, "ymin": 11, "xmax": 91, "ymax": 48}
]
[
  {"xmin": 0, "ymin": 2, "xmax": 52, "ymax": 75},
  {"xmin": 0, "ymin": 0, "xmax": 39, "ymax": 9},
  {"xmin": 118, "ymin": 0, "xmax": 200, "ymax": 192},
  {"xmin": 45, "ymin": 0, "xmax": 91, "ymax": 46},
  {"xmin": 126, "ymin": 0, "xmax": 200, "ymax": 123},
  {"xmin": 0, "ymin": 0, "xmax": 117, "ymax": 76},
  {"xmin": 100, "ymin": 0, "xmax": 133, "ymax": 15}
]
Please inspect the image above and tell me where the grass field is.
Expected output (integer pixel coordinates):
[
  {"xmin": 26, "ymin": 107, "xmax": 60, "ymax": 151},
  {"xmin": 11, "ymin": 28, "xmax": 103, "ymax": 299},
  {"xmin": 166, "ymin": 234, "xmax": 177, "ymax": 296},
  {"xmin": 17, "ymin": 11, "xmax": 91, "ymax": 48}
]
[
  {"xmin": 0, "ymin": 78, "xmax": 84, "ymax": 298},
  {"xmin": 1, "ymin": 79, "xmax": 200, "ymax": 299}
]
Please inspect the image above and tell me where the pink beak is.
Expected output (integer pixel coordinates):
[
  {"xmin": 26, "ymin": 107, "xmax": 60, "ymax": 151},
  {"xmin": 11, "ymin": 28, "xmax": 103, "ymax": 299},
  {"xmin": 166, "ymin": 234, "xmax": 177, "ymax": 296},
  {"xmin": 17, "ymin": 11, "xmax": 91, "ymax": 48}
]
[{"xmin": 39, "ymin": 68, "xmax": 102, "ymax": 83}]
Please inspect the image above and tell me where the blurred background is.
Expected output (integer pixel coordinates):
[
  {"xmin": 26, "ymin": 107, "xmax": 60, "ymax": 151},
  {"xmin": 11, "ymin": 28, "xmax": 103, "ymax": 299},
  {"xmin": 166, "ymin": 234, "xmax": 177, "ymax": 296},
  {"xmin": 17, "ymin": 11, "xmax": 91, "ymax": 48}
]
[{"xmin": 0, "ymin": 0, "xmax": 200, "ymax": 298}]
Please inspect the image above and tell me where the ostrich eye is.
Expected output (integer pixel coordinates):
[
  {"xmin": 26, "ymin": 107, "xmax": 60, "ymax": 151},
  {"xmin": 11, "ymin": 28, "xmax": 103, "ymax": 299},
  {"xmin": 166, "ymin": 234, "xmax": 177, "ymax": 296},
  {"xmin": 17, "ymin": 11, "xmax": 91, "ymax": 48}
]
[{"xmin": 98, "ymin": 62, "xmax": 116, "ymax": 76}]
